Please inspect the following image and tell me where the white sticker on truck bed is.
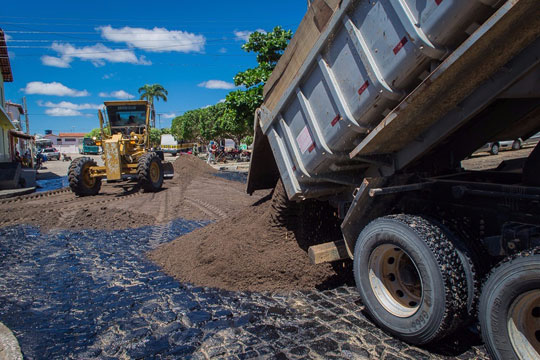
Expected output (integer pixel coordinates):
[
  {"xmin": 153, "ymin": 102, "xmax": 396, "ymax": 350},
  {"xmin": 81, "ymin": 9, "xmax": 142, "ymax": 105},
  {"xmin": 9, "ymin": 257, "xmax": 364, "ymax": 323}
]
[{"xmin": 296, "ymin": 126, "xmax": 313, "ymax": 154}]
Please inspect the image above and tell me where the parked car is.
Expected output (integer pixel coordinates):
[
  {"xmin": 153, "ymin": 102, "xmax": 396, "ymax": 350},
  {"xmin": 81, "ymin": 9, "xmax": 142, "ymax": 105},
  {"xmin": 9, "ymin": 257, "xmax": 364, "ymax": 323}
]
[
  {"xmin": 522, "ymin": 131, "xmax": 540, "ymax": 147},
  {"xmin": 476, "ymin": 139, "xmax": 523, "ymax": 155},
  {"xmin": 476, "ymin": 131, "xmax": 540, "ymax": 155},
  {"xmin": 41, "ymin": 147, "xmax": 61, "ymax": 160}
]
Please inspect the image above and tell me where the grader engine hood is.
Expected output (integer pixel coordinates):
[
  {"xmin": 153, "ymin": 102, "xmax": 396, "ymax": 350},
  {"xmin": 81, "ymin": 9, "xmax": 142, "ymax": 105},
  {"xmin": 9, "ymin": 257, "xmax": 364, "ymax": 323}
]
[{"xmin": 103, "ymin": 134, "xmax": 123, "ymax": 180}]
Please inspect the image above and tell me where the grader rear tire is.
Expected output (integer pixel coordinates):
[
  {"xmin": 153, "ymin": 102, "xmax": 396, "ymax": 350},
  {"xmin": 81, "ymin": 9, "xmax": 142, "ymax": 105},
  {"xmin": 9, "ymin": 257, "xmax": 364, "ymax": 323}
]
[
  {"xmin": 138, "ymin": 152, "xmax": 163, "ymax": 192},
  {"xmin": 68, "ymin": 157, "xmax": 101, "ymax": 196}
]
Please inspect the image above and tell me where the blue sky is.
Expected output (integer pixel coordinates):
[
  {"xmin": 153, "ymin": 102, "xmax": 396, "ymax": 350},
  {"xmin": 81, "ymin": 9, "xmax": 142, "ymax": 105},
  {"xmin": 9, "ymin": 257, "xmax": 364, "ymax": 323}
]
[{"xmin": 2, "ymin": 0, "xmax": 307, "ymax": 135}]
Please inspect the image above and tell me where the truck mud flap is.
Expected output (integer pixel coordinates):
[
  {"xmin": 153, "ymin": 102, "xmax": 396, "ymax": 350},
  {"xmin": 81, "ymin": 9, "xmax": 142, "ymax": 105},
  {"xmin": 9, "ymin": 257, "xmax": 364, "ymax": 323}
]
[
  {"xmin": 163, "ymin": 162, "xmax": 174, "ymax": 180},
  {"xmin": 247, "ymin": 117, "xmax": 280, "ymax": 194}
]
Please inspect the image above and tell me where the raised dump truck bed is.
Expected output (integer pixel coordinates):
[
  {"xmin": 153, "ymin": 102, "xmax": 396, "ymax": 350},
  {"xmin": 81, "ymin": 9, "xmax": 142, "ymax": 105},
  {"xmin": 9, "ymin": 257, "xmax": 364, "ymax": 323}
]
[
  {"xmin": 249, "ymin": 0, "xmax": 540, "ymax": 199},
  {"xmin": 248, "ymin": 0, "xmax": 540, "ymax": 357}
]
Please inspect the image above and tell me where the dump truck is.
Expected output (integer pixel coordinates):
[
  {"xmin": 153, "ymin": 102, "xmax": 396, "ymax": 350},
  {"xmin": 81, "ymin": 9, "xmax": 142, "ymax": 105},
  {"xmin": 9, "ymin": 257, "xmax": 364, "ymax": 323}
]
[
  {"xmin": 80, "ymin": 137, "xmax": 101, "ymax": 155},
  {"xmin": 247, "ymin": 1, "xmax": 540, "ymax": 358},
  {"xmin": 69, "ymin": 100, "xmax": 174, "ymax": 196}
]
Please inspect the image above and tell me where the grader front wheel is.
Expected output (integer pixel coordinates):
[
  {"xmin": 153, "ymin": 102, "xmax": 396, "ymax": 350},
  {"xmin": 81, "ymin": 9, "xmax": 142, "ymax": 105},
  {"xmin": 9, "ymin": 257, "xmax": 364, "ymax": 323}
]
[
  {"xmin": 68, "ymin": 157, "xmax": 102, "ymax": 196},
  {"xmin": 137, "ymin": 152, "xmax": 164, "ymax": 192}
]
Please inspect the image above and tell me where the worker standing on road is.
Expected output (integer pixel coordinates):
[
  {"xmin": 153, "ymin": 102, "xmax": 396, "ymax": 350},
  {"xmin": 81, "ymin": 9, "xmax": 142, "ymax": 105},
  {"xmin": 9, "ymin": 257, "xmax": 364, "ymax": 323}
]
[{"xmin": 207, "ymin": 141, "xmax": 216, "ymax": 164}]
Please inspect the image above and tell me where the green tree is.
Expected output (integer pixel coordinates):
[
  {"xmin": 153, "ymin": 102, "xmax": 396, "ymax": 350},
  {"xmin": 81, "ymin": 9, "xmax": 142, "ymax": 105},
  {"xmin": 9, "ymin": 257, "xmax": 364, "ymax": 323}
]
[
  {"xmin": 171, "ymin": 103, "xmax": 227, "ymax": 142},
  {"xmin": 172, "ymin": 110, "xmax": 201, "ymax": 141},
  {"xmin": 138, "ymin": 84, "xmax": 168, "ymax": 108},
  {"xmin": 221, "ymin": 26, "xmax": 292, "ymax": 139},
  {"xmin": 149, "ymin": 128, "xmax": 162, "ymax": 147},
  {"xmin": 86, "ymin": 127, "xmax": 110, "ymax": 139}
]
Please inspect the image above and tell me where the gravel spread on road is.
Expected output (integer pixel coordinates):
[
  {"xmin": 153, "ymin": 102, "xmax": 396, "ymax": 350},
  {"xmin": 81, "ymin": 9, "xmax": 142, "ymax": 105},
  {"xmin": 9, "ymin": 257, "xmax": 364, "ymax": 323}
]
[{"xmin": 150, "ymin": 179, "xmax": 351, "ymax": 292}]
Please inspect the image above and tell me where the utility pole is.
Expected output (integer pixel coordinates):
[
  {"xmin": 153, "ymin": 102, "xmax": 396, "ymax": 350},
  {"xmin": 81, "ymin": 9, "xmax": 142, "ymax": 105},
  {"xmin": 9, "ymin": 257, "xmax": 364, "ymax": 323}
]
[
  {"xmin": 23, "ymin": 96, "xmax": 29, "ymax": 134},
  {"xmin": 22, "ymin": 96, "xmax": 34, "ymax": 168}
]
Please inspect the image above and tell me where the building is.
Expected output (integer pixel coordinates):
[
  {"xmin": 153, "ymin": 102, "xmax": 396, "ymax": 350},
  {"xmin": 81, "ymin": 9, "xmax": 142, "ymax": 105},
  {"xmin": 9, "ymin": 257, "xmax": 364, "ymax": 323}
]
[
  {"xmin": 43, "ymin": 132, "xmax": 86, "ymax": 153},
  {"xmin": 58, "ymin": 132, "xmax": 86, "ymax": 153},
  {"xmin": 0, "ymin": 28, "xmax": 36, "ymax": 190},
  {"xmin": 0, "ymin": 28, "xmax": 14, "ymax": 163},
  {"xmin": 43, "ymin": 132, "xmax": 60, "ymax": 145},
  {"xmin": 6, "ymin": 101, "xmax": 32, "ymax": 159}
]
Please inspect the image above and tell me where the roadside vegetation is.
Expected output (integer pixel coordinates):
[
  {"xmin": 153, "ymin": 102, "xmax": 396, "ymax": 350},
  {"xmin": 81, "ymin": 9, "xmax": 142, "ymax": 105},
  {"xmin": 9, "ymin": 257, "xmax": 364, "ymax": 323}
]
[
  {"xmin": 86, "ymin": 27, "xmax": 292, "ymax": 145},
  {"xmin": 171, "ymin": 26, "xmax": 292, "ymax": 144}
]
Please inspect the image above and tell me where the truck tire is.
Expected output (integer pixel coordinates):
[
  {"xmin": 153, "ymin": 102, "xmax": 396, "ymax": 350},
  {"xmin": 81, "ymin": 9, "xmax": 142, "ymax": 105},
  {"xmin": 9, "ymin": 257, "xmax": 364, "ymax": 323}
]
[
  {"xmin": 353, "ymin": 214, "xmax": 468, "ymax": 345},
  {"xmin": 490, "ymin": 143, "xmax": 500, "ymax": 155},
  {"xmin": 512, "ymin": 140, "xmax": 522, "ymax": 150},
  {"xmin": 68, "ymin": 157, "xmax": 101, "ymax": 196},
  {"xmin": 431, "ymin": 220, "xmax": 480, "ymax": 319},
  {"xmin": 137, "ymin": 152, "xmax": 163, "ymax": 192},
  {"xmin": 479, "ymin": 247, "xmax": 540, "ymax": 360},
  {"xmin": 270, "ymin": 179, "xmax": 297, "ymax": 226}
]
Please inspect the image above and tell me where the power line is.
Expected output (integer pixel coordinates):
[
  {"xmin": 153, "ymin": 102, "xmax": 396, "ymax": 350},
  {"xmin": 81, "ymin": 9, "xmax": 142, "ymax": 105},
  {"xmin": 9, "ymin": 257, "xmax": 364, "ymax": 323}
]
[
  {"xmin": 1, "ymin": 21, "xmax": 299, "ymax": 29},
  {"xmin": 0, "ymin": 15, "xmax": 296, "ymax": 24},
  {"xmin": 6, "ymin": 38, "xmax": 230, "ymax": 43}
]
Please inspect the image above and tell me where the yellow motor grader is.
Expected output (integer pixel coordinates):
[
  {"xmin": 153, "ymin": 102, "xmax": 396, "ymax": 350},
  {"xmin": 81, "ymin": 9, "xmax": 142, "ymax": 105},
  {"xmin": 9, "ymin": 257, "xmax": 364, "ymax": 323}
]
[{"xmin": 68, "ymin": 100, "xmax": 174, "ymax": 196}]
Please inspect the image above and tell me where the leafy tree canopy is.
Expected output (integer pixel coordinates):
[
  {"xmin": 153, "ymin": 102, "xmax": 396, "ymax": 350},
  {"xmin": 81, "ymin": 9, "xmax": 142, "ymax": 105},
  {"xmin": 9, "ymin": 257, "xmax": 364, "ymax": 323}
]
[
  {"xmin": 86, "ymin": 127, "xmax": 110, "ymax": 139},
  {"xmin": 149, "ymin": 128, "xmax": 162, "ymax": 146},
  {"xmin": 171, "ymin": 103, "xmax": 227, "ymax": 142},
  {"xmin": 221, "ymin": 26, "xmax": 292, "ymax": 140},
  {"xmin": 170, "ymin": 26, "xmax": 291, "ymax": 144}
]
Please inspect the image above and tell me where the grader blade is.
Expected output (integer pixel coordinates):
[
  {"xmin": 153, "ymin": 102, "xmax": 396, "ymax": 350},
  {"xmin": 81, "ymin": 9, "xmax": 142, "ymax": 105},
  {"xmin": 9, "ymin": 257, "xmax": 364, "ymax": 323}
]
[{"xmin": 163, "ymin": 162, "xmax": 174, "ymax": 179}]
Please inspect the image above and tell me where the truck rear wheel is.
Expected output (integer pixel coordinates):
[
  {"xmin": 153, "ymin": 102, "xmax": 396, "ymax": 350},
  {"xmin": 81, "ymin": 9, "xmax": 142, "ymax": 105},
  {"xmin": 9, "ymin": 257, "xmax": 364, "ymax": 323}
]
[
  {"xmin": 479, "ymin": 248, "xmax": 540, "ymax": 360},
  {"xmin": 138, "ymin": 152, "xmax": 163, "ymax": 192},
  {"xmin": 68, "ymin": 157, "xmax": 101, "ymax": 196},
  {"xmin": 353, "ymin": 214, "xmax": 467, "ymax": 345}
]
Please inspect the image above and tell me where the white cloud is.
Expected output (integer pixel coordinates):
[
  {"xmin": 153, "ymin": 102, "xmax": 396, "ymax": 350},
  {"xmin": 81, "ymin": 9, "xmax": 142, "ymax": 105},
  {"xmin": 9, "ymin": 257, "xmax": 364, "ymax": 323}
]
[
  {"xmin": 23, "ymin": 81, "xmax": 89, "ymax": 97},
  {"xmin": 41, "ymin": 42, "xmax": 151, "ymax": 68},
  {"xmin": 4, "ymin": 34, "xmax": 12, "ymax": 41},
  {"xmin": 98, "ymin": 90, "xmax": 135, "ymax": 99},
  {"xmin": 219, "ymin": 47, "xmax": 227, "ymax": 54},
  {"xmin": 38, "ymin": 100, "xmax": 101, "ymax": 110},
  {"xmin": 198, "ymin": 80, "xmax": 235, "ymax": 90},
  {"xmin": 102, "ymin": 73, "xmax": 115, "ymax": 79},
  {"xmin": 234, "ymin": 29, "xmax": 266, "ymax": 42},
  {"xmin": 162, "ymin": 113, "xmax": 177, "ymax": 119},
  {"xmin": 41, "ymin": 55, "xmax": 71, "ymax": 68},
  {"xmin": 218, "ymin": 99, "xmax": 226, "ymax": 103},
  {"xmin": 98, "ymin": 25, "xmax": 206, "ymax": 53},
  {"xmin": 45, "ymin": 108, "xmax": 83, "ymax": 117}
]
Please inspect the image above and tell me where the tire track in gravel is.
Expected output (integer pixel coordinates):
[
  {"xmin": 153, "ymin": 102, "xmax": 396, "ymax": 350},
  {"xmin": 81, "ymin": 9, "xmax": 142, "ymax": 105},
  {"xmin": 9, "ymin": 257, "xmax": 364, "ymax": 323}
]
[
  {"xmin": 0, "ymin": 188, "xmax": 71, "ymax": 205},
  {"xmin": 184, "ymin": 197, "xmax": 227, "ymax": 220},
  {"xmin": 0, "ymin": 185, "xmax": 146, "ymax": 229},
  {"xmin": 148, "ymin": 187, "xmax": 170, "ymax": 249},
  {"xmin": 4, "ymin": 188, "xmax": 145, "ymax": 210}
]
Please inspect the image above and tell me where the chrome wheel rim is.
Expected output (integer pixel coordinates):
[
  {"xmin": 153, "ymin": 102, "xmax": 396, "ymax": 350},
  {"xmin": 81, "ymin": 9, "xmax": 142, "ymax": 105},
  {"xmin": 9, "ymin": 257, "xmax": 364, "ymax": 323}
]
[
  {"xmin": 507, "ymin": 289, "xmax": 540, "ymax": 359},
  {"xmin": 368, "ymin": 244, "xmax": 422, "ymax": 318}
]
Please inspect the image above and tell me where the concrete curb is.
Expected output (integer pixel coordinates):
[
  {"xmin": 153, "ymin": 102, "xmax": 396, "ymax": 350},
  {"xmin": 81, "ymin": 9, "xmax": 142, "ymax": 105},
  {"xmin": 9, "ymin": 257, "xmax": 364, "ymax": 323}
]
[{"xmin": 0, "ymin": 322, "xmax": 22, "ymax": 360}]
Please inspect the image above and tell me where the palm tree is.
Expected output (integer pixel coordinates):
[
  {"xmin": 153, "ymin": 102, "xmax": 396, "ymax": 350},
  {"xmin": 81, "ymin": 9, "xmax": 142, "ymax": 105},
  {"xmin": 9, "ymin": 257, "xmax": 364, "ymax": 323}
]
[
  {"xmin": 138, "ymin": 84, "xmax": 168, "ymax": 107},
  {"xmin": 138, "ymin": 84, "xmax": 168, "ymax": 128}
]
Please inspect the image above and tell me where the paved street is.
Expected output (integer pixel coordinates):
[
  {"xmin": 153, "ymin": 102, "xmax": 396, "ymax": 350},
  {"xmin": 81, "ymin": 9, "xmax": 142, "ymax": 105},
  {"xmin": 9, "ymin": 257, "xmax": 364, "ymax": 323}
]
[{"xmin": 0, "ymin": 220, "xmax": 487, "ymax": 359}]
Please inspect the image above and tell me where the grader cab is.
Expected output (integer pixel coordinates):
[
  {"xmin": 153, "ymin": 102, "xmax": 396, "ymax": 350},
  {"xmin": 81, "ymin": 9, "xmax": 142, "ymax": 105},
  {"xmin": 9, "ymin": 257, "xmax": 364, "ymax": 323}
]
[{"xmin": 68, "ymin": 100, "xmax": 173, "ymax": 196}]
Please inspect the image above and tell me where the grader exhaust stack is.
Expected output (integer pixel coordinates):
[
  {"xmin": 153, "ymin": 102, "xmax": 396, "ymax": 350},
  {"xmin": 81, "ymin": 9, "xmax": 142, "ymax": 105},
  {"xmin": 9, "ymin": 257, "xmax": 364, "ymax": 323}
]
[{"xmin": 68, "ymin": 100, "xmax": 174, "ymax": 196}]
